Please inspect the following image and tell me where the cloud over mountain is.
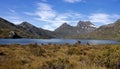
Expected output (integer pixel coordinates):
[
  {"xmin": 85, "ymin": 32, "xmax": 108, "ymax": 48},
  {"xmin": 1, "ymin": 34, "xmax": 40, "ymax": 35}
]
[
  {"xmin": 1, "ymin": 0, "xmax": 120, "ymax": 31},
  {"xmin": 25, "ymin": 2, "xmax": 82, "ymax": 30},
  {"xmin": 88, "ymin": 13, "xmax": 120, "ymax": 26}
]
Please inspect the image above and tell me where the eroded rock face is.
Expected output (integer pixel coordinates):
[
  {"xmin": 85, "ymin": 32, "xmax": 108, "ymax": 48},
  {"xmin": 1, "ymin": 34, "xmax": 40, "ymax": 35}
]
[
  {"xmin": 9, "ymin": 31, "xmax": 21, "ymax": 38},
  {"xmin": 54, "ymin": 21, "xmax": 97, "ymax": 38},
  {"xmin": 76, "ymin": 21, "xmax": 96, "ymax": 33}
]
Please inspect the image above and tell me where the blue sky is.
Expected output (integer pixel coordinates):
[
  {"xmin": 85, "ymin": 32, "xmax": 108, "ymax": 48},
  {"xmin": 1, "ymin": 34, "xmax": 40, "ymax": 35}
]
[{"xmin": 0, "ymin": 0, "xmax": 120, "ymax": 31}]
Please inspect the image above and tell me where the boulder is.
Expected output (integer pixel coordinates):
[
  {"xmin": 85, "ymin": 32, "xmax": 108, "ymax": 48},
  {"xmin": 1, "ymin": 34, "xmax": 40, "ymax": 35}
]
[{"xmin": 9, "ymin": 31, "xmax": 21, "ymax": 38}]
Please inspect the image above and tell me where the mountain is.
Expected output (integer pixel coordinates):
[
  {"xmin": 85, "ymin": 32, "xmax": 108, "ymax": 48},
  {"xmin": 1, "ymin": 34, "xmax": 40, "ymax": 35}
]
[
  {"xmin": 54, "ymin": 23, "xmax": 76, "ymax": 37},
  {"xmin": 54, "ymin": 20, "xmax": 120, "ymax": 40},
  {"xmin": 0, "ymin": 17, "xmax": 24, "ymax": 38},
  {"xmin": 83, "ymin": 19, "xmax": 120, "ymax": 40},
  {"xmin": 0, "ymin": 17, "xmax": 54, "ymax": 38},
  {"xmin": 18, "ymin": 22, "xmax": 54, "ymax": 38},
  {"xmin": 1, "ymin": 17, "xmax": 120, "ymax": 40},
  {"xmin": 0, "ymin": 17, "xmax": 17, "ymax": 29},
  {"xmin": 54, "ymin": 21, "xmax": 96, "ymax": 38},
  {"xmin": 76, "ymin": 21, "xmax": 96, "ymax": 33}
]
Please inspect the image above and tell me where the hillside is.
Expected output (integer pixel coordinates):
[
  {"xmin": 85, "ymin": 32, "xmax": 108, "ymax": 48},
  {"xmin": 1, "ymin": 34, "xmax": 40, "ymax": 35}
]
[
  {"xmin": 0, "ymin": 17, "xmax": 54, "ymax": 39},
  {"xmin": 82, "ymin": 19, "xmax": 120, "ymax": 40},
  {"xmin": 1, "ymin": 17, "xmax": 120, "ymax": 40},
  {"xmin": 57, "ymin": 19, "xmax": 120, "ymax": 40},
  {"xmin": 54, "ymin": 21, "xmax": 96, "ymax": 38},
  {"xmin": 18, "ymin": 22, "xmax": 55, "ymax": 38},
  {"xmin": 0, "ymin": 17, "xmax": 30, "ymax": 38}
]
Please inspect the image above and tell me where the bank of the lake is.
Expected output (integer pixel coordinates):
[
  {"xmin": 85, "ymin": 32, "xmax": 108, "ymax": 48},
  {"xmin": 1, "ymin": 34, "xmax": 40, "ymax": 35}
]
[{"xmin": 0, "ymin": 44, "xmax": 120, "ymax": 69}]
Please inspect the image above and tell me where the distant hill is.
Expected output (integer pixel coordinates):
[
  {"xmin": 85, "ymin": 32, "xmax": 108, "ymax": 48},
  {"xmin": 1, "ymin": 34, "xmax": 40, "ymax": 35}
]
[
  {"xmin": 0, "ymin": 17, "xmax": 26, "ymax": 38},
  {"xmin": 18, "ymin": 22, "xmax": 55, "ymax": 38},
  {"xmin": 0, "ymin": 17, "xmax": 54, "ymax": 38},
  {"xmin": 1, "ymin": 17, "xmax": 120, "ymax": 40}
]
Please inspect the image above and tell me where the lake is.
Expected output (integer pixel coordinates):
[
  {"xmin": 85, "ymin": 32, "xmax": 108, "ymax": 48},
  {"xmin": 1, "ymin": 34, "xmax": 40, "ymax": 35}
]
[{"xmin": 0, "ymin": 39, "xmax": 120, "ymax": 45}]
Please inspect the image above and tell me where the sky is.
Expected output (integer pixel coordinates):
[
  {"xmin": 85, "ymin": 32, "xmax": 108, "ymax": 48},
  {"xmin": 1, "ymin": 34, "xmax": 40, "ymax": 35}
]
[{"xmin": 0, "ymin": 0, "xmax": 120, "ymax": 31}]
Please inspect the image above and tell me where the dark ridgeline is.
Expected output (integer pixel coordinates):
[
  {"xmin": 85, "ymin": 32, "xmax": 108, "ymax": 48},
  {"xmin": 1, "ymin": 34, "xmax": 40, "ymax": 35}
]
[
  {"xmin": 54, "ymin": 21, "xmax": 96, "ymax": 38},
  {"xmin": 0, "ymin": 17, "xmax": 55, "ymax": 39},
  {"xmin": 18, "ymin": 22, "xmax": 55, "ymax": 38},
  {"xmin": 1, "ymin": 17, "xmax": 120, "ymax": 40},
  {"xmin": 87, "ymin": 19, "xmax": 120, "ymax": 40}
]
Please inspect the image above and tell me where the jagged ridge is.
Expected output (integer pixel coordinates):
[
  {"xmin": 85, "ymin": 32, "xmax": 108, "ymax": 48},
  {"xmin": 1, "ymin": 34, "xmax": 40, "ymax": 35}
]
[{"xmin": 1, "ymin": 17, "xmax": 120, "ymax": 40}]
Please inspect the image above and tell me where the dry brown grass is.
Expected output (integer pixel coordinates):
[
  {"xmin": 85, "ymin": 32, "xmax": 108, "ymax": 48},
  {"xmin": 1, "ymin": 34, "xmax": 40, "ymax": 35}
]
[{"xmin": 0, "ymin": 44, "xmax": 120, "ymax": 69}]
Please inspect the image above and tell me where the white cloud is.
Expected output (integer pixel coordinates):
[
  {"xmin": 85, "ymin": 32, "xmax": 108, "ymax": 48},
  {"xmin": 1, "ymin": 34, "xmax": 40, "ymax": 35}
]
[
  {"xmin": 36, "ymin": 3, "xmax": 56, "ymax": 21},
  {"xmin": 37, "ymin": 3, "xmax": 52, "ymax": 11},
  {"xmin": 2, "ymin": 9, "xmax": 23, "ymax": 24},
  {"xmin": 6, "ymin": 16, "xmax": 23, "ymax": 24},
  {"xmin": 88, "ymin": 13, "xmax": 120, "ymax": 25},
  {"xmin": 25, "ymin": 2, "xmax": 82, "ymax": 31},
  {"xmin": 43, "ymin": 25, "xmax": 54, "ymax": 31},
  {"xmin": 63, "ymin": 0, "xmax": 83, "ymax": 3},
  {"xmin": 9, "ymin": 9, "xmax": 16, "ymax": 13},
  {"xmin": 25, "ymin": 2, "xmax": 120, "ymax": 31}
]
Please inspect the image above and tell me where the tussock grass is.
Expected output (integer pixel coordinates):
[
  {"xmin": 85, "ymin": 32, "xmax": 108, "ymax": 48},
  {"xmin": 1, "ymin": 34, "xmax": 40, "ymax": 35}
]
[{"xmin": 0, "ymin": 44, "xmax": 120, "ymax": 69}]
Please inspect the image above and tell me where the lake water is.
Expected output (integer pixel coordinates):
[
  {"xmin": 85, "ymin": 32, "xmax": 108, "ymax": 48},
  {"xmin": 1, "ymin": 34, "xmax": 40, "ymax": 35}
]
[{"xmin": 0, "ymin": 39, "xmax": 120, "ymax": 45}]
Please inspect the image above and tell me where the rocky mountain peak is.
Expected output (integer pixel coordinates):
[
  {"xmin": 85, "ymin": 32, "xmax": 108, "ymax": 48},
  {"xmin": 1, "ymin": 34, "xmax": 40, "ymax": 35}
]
[
  {"xmin": 54, "ymin": 22, "xmax": 74, "ymax": 32},
  {"xmin": 19, "ymin": 22, "xmax": 35, "ymax": 29},
  {"xmin": 78, "ymin": 21, "xmax": 92, "ymax": 24},
  {"xmin": 61, "ymin": 23, "xmax": 71, "ymax": 27},
  {"xmin": 55, "ymin": 23, "xmax": 73, "ymax": 30},
  {"xmin": 20, "ymin": 22, "xmax": 32, "ymax": 26},
  {"xmin": 77, "ymin": 21, "xmax": 96, "ymax": 29}
]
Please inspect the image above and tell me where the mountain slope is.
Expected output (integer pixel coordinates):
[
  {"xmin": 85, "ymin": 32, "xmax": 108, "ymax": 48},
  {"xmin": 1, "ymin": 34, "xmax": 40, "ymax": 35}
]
[
  {"xmin": 1, "ymin": 17, "xmax": 120, "ymax": 40},
  {"xmin": 0, "ymin": 17, "xmax": 54, "ymax": 38},
  {"xmin": 54, "ymin": 23, "xmax": 76, "ymax": 37},
  {"xmin": 18, "ymin": 22, "xmax": 54, "ymax": 38},
  {"xmin": 76, "ymin": 21, "xmax": 96, "ymax": 33},
  {"xmin": 0, "ymin": 17, "xmax": 24, "ymax": 38},
  {"xmin": 83, "ymin": 19, "xmax": 120, "ymax": 40},
  {"xmin": 54, "ymin": 21, "xmax": 96, "ymax": 38},
  {"xmin": 54, "ymin": 20, "xmax": 120, "ymax": 40}
]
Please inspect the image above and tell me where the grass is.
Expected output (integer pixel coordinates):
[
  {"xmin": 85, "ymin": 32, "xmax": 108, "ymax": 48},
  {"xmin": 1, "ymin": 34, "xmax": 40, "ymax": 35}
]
[{"xmin": 0, "ymin": 44, "xmax": 120, "ymax": 69}]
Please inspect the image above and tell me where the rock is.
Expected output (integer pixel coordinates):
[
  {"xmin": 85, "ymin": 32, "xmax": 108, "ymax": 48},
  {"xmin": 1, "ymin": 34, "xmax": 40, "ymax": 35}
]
[
  {"xmin": 54, "ymin": 21, "xmax": 97, "ymax": 38},
  {"xmin": 117, "ymin": 58, "xmax": 120, "ymax": 69},
  {"xmin": 9, "ymin": 31, "xmax": 21, "ymax": 38}
]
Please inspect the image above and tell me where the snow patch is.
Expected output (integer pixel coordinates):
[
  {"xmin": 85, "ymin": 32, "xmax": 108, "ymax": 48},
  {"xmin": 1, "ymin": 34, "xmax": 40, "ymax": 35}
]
[{"xmin": 89, "ymin": 25, "xmax": 97, "ymax": 28}]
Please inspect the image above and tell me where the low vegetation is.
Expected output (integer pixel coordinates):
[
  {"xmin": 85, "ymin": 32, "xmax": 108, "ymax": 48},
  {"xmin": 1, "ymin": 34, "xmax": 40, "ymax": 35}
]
[{"xmin": 0, "ymin": 44, "xmax": 120, "ymax": 69}]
